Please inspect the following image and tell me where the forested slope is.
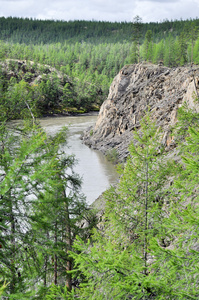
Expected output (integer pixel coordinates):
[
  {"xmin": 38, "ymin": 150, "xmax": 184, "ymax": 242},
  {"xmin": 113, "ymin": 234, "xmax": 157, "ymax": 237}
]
[
  {"xmin": 0, "ymin": 17, "xmax": 199, "ymax": 44},
  {"xmin": 0, "ymin": 17, "xmax": 199, "ymax": 115}
]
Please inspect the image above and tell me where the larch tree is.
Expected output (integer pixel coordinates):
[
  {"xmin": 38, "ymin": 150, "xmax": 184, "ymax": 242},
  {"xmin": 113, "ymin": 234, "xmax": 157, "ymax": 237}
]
[
  {"xmin": 150, "ymin": 104, "xmax": 199, "ymax": 299},
  {"xmin": 142, "ymin": 30, "xmax": 153, "ymax": 62},
  {"xmin": 131, "ymin": 16, "xmax": 143, "ymax": 64},
  {"xmin": 71, "ymin": 113, "xmax": 173, "ymax": 299},
  {"xmin": 30, "ymin": 151, "xmax": 90, "ymax": 297},
  {"xmin": 0, "ymin": 96, "xmax": 91, "ymax": 299},
  {"xmin": 0, "ymin": 122, "xmax": 63, "ymax": 297}
]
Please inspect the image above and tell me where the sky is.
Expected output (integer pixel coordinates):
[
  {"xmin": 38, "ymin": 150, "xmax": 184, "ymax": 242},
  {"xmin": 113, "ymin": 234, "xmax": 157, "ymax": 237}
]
[{"xmin": 0, "ymin": 0, "xmax": 199, "ymax": 23}]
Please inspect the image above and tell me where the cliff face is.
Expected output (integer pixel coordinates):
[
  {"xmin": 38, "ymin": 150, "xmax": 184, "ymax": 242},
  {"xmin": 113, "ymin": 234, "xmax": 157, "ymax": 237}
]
[{"xmin": 83, "ymin": 62, "xmax": 199, "ymax": 161}]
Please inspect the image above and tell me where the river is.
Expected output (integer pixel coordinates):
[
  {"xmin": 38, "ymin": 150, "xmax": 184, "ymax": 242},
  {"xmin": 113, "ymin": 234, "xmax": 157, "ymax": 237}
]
[{"xmin": 39, "ymin": 114, "xmax": 119, "ymax": 205}]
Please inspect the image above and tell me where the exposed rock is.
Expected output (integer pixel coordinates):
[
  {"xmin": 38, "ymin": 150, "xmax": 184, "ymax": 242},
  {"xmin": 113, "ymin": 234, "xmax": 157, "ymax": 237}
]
[
  {"xmin": 82, "ymin": 62, "xmax": 199, "ymax": 161},
  {"xmin": 1, "ymin": 59, "xmax": 70, "ymax": 84}
]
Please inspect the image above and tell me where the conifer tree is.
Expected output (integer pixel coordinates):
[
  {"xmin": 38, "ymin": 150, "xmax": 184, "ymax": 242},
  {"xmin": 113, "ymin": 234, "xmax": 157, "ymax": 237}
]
[
  {"xmin": 71, "ymin": 113, "xmax": 173, "ymax": 299},
  {"xmin": 142, "ymin": 30, "xmax": 153, "ymax": 62},
  {"xmin": 30, "ymin": 152, "xmax": 89, "ymax": 294},
  {"xmin": 192, "ymin": 37, "xmax": 199, "ymax": 64},
  {"xmin": 131, "ymin": 16, "xmax": 143, "ymax": 63},
  {"xmin": 153, "ymin": 39, "xmax": 165, "ymax": 64},
  {"xmin": 0, "ymin": 123, "xmax": 63, "ymax": 296},
  {"xmin": 164, "ymin": 34, "xmax": 177, "ymax": 67},
  {"xmin": 178, "ymin": 31, "xmax": 188, "ymax": 65},
  {"xmin": 187, "ymin": 22, "xmax": 199, "ymax": 63},
  {"xmin": 150, "ymin": 105, "xmax": 199, "ymax": 299},
  {"xmin": 0, "ymin": 103, "xmax": 90, "ymax": 298}
]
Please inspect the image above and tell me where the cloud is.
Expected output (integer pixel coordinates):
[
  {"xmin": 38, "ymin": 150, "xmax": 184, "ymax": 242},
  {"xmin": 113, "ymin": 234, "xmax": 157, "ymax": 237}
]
[
  {"xmin": 35, "ymin": 0, "xmax": 134, "ymax": 22},
  {"xmin": 133, "ymin": 0, "xmax": 199, "ymax": 22},
  {"xmin": 0, "ymin": 0, "xmax": 36, "ymax": 18},
  {"xmin": 0, "ymin": 0, "xmax": 198, "ymax": 22},
  {"xmin": 137, "ymin": 0, "xmax": 179, "ymax": 2}
]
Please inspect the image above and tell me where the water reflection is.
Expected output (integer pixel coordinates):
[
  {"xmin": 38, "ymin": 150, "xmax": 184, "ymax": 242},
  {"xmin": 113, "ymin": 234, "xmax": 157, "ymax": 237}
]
[{"xmin": 39, "ymin": 115, "xmax": 118, "ymax": 204}]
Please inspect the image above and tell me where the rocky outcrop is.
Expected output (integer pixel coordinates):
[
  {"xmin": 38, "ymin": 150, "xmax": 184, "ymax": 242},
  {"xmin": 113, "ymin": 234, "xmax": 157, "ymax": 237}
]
[
  {"xmin": 82, "ymin": 62, "xmax": 199, "ymax": 161},
  {"xmin": 1, "ymin": 59, "xmax": 70, "ymax": 84}
]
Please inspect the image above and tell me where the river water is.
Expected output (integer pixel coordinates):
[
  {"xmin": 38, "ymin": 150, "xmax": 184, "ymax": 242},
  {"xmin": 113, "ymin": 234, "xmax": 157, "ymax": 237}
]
[{"xmin": 39, "ymin": 114, "xmax": 118, "ymax": 205}]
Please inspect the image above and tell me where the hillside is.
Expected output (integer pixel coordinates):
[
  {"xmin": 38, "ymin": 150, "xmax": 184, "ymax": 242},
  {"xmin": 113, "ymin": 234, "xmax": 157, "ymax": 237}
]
[
  {"xmin": 0, "ymin": 59, "xmax": 104, "ymax": 119},
  {"xmin": 0, "ymin": 17, "xmax": 199, "ymax": 117},
  {"xmin": 0, "ymin": 17, "xmax": 199, "ymax": 44}
]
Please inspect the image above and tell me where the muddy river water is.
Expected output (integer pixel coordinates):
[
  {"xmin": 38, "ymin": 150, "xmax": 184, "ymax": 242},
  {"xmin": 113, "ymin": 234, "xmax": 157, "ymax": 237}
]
[{"xmin": 39, "ymin": 114, "xmax": 118, "ymax": 205}]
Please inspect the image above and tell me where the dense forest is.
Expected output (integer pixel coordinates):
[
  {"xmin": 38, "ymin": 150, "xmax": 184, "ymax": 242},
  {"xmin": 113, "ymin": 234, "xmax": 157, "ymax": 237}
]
[
  {"xmin": 0, "ymin": 17, "xmax": 199, "ymax": 116},
  {"xmin": 0, "ymin": 17, "xmax": 199, "ymax": 44},
  {"xmin": 0, "ymin": 17, "xmax": 199, "ymax": 299}
]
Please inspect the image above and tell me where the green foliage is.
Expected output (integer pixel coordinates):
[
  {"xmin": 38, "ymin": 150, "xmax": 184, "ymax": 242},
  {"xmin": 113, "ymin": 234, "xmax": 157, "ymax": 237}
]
[
  {"xmin": 131, "ymin": 16, "xmax": 143, "ymax": 63},
  {"xmin": 0, "ymin": 103, "xmax": 92, "ymax": 297},
  {"xmin": 150, "ymin": 106, "xmax": 199, "ymax": 299},
  {"xmin": 1, "ymin": 15, "xmax": 199, "ymax": 298},
  {"xmin": 105, "ymin": 148, "xmax": 119, "ymax": 164},
  {"xmin": 0, "ymin": 123, "xmax": 67, "ymax": 295},
  {"xmin": 0, "ymin": 17, "xmax": 199, "ymax": 116},
  {"xmin": 152, "ymin": 39, "xmax": 165, "ymax": 64},
  {"xmin": 0, "ymin": 280, "xmax": 8, "ymax": 296},
  {"xmin": 142, "ymin": 30, "xmax": 153, "ymax": 61},
  {"xmin": 163, "ymin": 34, "xmax": 177, "ymax": 67},
  {"xmin": 1, "ymin": 17, "xmax": 199, "ymax": 116},
  {"xmin": 71, "ymin": 106, "xmax": 199, "ymax": 299},
  {"xmin": 71, "ymin": 113, "xmax": 174, "ymax": 299},
  {"xmin": 0, "ymin": 17, "xmax": 199, "ymax": 46},
  {"xmin": 44, "ymin": 284, "xmax": 76, "ymax": 300},
  {"xmin": 177, "ymin": 31, "xmax": 188, "ymax": 65},
  {"xmin": 2, "ymin": 79, "xmax": 38, "ymax": 120},
  {"xmin": 174, "ymin": 101, "xmax": 199, "ymax": 142}
]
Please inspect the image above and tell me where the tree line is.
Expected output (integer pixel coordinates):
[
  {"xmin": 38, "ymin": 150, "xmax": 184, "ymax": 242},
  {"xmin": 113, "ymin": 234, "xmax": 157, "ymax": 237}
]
[{"xmin": 0, "ymin": 17, "xmax": 199, "ymax": 44}]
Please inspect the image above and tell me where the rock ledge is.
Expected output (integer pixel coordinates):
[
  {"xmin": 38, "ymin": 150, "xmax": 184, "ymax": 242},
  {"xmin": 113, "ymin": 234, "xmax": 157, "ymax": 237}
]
[{"xmin": 82, "ymin": 62, "xmax": 199, "ymax": 161}]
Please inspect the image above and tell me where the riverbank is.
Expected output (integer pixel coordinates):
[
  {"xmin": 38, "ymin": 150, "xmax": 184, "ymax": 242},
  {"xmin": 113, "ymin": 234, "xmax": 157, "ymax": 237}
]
[
  {"xmin": 0, "ymin": 59, "xmax": 103, "ymax": 121},
  {"xmin": 41, "ymin": 110, "xmax": 99, "ymax": 118}
]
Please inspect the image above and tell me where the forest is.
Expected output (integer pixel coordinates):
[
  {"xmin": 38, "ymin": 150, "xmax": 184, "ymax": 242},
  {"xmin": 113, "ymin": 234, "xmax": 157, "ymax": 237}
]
[
  {"xmin": 0, "ymin": 17, "xmax": 199, "ymax": 116},
  {"xmin": 0, "ymin": 16, "xmax": 199, "ymax": 299}
]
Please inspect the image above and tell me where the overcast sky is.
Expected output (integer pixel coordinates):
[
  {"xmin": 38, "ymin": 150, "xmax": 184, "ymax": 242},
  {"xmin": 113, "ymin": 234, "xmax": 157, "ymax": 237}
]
[{"xmin": 0, "ymin": 0, "xmax": 198, "ymax": 23}]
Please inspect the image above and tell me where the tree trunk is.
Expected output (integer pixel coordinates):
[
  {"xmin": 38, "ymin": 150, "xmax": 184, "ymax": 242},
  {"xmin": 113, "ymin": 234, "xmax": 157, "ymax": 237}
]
[
  {"xmin": 144, "ymin": 150, "xmax": 148, "ymax": 276},
  {"xmin": 10, "ymin": 213, "xmax": 16, "ymax": 294},
  {"xmin": 64, "ymin": 191, "xmax": 72, "ymax": 291},
  {"xmin": 44, "ymin": 231, "xmax": 49, "ymax": 287},
  {"xmin": 54, "ymin": 222, "xmax": 58, "ymax": 285}
]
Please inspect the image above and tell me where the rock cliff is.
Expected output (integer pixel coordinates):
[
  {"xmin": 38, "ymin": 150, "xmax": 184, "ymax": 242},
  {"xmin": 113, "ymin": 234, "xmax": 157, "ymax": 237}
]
[{"xmin": 82, "ymin": 62, "xmax": 199, "ymax": 161}]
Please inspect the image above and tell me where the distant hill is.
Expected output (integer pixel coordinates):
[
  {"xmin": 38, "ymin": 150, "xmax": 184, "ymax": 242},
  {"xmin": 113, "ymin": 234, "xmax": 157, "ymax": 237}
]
[{"xmin": 0, "ymin": 16, "xmax": 199, "ymax": 44}]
